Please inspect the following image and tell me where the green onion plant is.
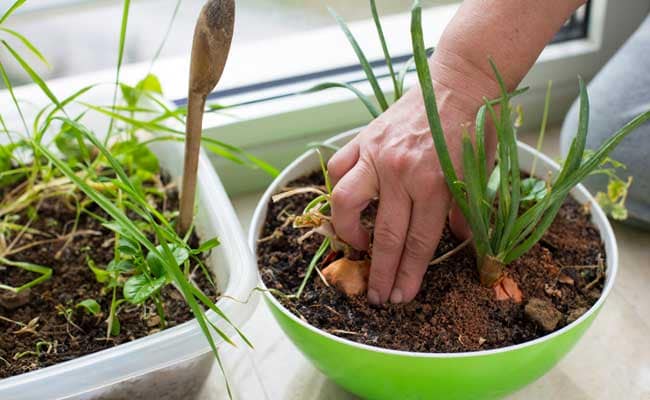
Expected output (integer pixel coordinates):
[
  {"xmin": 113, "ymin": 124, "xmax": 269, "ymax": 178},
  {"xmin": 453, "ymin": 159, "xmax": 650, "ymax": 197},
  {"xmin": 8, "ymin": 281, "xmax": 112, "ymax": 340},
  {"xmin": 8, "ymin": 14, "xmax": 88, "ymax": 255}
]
[{"xmin": 410, "ymin": 0, "xmax": 650, "ymax": 286}]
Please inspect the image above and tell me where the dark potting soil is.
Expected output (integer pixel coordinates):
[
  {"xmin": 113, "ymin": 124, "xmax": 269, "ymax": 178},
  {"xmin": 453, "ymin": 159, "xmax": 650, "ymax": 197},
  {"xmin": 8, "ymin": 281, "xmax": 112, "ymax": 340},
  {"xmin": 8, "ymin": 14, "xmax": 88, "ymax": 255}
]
[
  {"xmin": 257, "ymin": 171, "xmax": 606, "ymax": 353},
  {"xmin": 0, "ymin": 174, "xmax": 217, "ymax": 379}
]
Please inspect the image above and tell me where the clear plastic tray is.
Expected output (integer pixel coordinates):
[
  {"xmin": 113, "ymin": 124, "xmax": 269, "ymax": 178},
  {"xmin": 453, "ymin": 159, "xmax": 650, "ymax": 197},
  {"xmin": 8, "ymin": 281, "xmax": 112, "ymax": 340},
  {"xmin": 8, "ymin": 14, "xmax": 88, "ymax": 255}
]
[{"xmin": 0, "ymin": 140, "xmax": 260, "ymax": 400}]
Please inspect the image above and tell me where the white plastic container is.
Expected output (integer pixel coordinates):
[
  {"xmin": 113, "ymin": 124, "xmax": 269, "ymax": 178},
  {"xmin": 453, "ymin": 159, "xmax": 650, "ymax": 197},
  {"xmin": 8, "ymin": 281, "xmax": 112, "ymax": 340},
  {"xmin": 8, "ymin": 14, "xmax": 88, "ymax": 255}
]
[{"xmin": 0, "ymin": 140, "xmax": 260, "ymax": 400}]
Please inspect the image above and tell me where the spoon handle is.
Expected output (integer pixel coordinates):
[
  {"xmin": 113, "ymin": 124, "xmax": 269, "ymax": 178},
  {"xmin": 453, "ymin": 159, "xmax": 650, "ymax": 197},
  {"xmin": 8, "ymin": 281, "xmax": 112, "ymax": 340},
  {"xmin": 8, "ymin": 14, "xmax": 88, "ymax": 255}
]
[{"xmin": 179, "ymin": 0, "xmax": 235, "ymax": 234}]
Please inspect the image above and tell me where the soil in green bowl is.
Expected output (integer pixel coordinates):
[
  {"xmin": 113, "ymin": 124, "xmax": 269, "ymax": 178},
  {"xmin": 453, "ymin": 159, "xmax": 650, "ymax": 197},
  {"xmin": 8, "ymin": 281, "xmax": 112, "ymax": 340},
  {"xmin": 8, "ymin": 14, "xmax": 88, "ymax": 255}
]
[
  {"xmin": 0, "ymin": 172, "xmax": 218, "ymax": 379},
  {"xmin": 257, "ymin": 171, "xmax": 606, "ymax": 353}
]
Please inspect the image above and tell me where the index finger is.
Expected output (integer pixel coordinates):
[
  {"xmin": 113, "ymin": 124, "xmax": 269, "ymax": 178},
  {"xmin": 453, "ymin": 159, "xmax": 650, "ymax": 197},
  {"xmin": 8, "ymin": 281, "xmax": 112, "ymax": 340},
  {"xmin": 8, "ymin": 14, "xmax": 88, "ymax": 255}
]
[{"xmin": 330, "ymin": 160, "xmax": 377, "ymax": 251}]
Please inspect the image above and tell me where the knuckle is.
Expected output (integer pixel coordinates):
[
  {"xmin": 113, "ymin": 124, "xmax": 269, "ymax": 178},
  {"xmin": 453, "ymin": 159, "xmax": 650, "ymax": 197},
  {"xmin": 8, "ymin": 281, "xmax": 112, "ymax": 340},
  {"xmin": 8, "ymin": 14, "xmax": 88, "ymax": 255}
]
[
  {"xmin": 421, "ymin": 171, "xmax": 449, "ymax": 196},
  {"xmin": 331, "ymin": 185, "xmax": 352, "ymax": 207},
  {"xmin": 367, "ymin": 119, "xmax": 390, "ymax": 135},
  {"xmin": 382, "ymin": 151, "xmax": 411, "ymax": 174},
  {"xmin": 365, "ymin": 121, "xmax": 391, "ymax": 145}
]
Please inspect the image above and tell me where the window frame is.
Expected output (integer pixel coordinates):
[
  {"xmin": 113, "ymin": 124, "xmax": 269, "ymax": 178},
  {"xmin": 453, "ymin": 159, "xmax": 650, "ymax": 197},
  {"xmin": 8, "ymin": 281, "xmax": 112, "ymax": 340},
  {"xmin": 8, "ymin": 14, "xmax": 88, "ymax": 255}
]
[
  {"xmin": 2, "ymin": 0, "xmax": 648, "ymax": 194},
  {"xmin": 194, "ymin": 0, "xmax": 650, "ymax": 194}
]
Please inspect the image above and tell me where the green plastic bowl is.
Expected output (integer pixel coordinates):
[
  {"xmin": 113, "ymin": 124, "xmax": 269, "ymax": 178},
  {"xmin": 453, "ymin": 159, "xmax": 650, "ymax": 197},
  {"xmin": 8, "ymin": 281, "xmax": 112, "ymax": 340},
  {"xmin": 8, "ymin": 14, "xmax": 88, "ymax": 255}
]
[{"xmin": 248, "ymin": 129, "xmax": 617, "ymax": 400}]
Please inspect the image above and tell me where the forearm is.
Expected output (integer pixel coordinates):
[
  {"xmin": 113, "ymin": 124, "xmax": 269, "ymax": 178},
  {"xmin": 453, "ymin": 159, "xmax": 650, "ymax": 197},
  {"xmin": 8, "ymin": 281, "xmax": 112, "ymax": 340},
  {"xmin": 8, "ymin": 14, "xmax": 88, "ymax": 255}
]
[{"xmin": 430, "ymin": 0, "xmax": 585, "ymax": 101}]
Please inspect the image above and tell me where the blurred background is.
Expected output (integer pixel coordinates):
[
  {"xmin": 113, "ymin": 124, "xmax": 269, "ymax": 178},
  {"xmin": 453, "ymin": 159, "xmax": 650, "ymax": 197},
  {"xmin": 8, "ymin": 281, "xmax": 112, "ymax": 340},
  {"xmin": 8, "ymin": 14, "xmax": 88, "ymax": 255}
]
[{"xmin": 0, "ymin": 0, "xmax": 453, "ymax": 85}]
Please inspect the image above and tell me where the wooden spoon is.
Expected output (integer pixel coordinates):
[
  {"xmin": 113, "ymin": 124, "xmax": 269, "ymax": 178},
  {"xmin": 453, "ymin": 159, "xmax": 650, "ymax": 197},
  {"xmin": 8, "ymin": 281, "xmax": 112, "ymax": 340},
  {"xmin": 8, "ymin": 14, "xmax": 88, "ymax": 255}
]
[{"xmin": 179, "ymin": 0, "xmax": 235, "ymax": 233}]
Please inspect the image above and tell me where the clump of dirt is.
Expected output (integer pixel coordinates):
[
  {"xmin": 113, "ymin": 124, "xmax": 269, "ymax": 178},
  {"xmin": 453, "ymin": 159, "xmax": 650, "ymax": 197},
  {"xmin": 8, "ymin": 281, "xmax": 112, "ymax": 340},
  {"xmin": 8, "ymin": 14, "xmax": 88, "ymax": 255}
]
[
  {"xmin": 0, "ymin": 173, "xmax": 218, "ymax": 379},
  {"xmin": 257, "ymin": 171, "xmax": 605, "ymax": 353}
]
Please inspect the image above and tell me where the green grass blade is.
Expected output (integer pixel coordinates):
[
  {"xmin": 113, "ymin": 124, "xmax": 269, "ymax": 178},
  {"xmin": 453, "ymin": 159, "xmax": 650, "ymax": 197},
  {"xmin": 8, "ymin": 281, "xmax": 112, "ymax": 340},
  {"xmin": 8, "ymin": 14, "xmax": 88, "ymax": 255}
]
[
  {"xmin": 296, "ymin": 238, "xmax": 330, "ymax": 298},
  {"xmin": 507, "ymin": 109, "xmax": 650, "ymax": 262},
  {"xmin": 303, "ymin": 194, "xmax": 329, "ymax": 214},
  {"xmin": 487, "ymin": 59, "xmax": 521, "ymax": 255},
  {"xmin": 302, "ymin": 82, "xmax": 381, "ymax": 118},
  {"xmin": 504, "ymin": 199, "xmax": 563, "ymax": 263},
  {"xmin": 530, "ymin": 81, "xmax": 552, "ymax": 176},
  {"xmin": 328, "ymin": 7, "xmax": 389, "ymax": 111},
  {"xmin": 396, "ymin": 54, "xmax": 416, "ymax": 99},
  {"xmin": 316, "ymin": 149, "xmax": 332, "ymax": 194},
  {"xmin": 200, "ymin": 137, "xmax": 280, "ymax": 177},
  {"xmin": 38, "ymin": 139, "xmax": 241, "ymax": 391},
  {"xmin": 0, "ymin": 0, "xmax": 26, "ymax": 24},
  {"xmin": 461, "ymin": 133, "xmax": 490, "ymax": 257},
  {"xmin": 0, "ymin": 61, "xmax": 29, "ymax": 135},
  {"xmin": 52, "ymin": 117, "xmax": 174, "ymax": 230},
  {"xmin": 370, "ymin": 0, "xmax": 399, "ymax": 99},
  {"xmin": 555, "ymin": 109, "xmax": 650, "ymax": 199},
  {"xmin": 474, "ymin": 105, "xmax": 494, "ymax": 234},
  {"xmin": 143, "ymin": 91, "xmax": 185, "ymax": 124},
  {"xmin": 555, "ymin": 77, "xmax": 589, "ymax": 184},
  {"xmin": 410, "ymin": 1, "xmax": 469, "ymax": 216},
  {"xmin": 36, "ymin": 144, "xmax": 153, "ymax": 250},
  {"xmin": 0, "ymin": 257, "xmax": 52, "ymax": 293},
  {"xmin": 0, "ymin": 27, "xmax": 49, "ymax": 66},
  {"xmin": 151, "ymin": 227, "xmax": 233, "ymax": 398},
  {"xmin": 145, "ymin": 0, "xmax": 180, "ymax": 71},
  {"xmin": 483, "ymin": 100, "xmax": 508, "ymax": 247},
  {"xmin": 82, "ymin": 103, "xmax": 279, "ymax": 177},
  {"xmin": 37, "ymin": 84, "xmax": 97, "ymax": 141},
  {"xmin": 55, "ymin": 118, "xmax": 137, "ymax": 194},
  {"xmin": 189, "ymin": 284, "xmax": 253, "ymax": 349},
  {"xmin": 106, "ymin": 0, "xmax": 132, "ymax": 143},
  {"xmin": 2, "ymin": 40, "xmax": 60, "ymax": 107},
  {"xmin": 475, "ymin": 105, "xmax": 488, "ymax": 195},
  {"xmin": 116, "ymin": 0, "xmax": 131, "ymax": 92}
]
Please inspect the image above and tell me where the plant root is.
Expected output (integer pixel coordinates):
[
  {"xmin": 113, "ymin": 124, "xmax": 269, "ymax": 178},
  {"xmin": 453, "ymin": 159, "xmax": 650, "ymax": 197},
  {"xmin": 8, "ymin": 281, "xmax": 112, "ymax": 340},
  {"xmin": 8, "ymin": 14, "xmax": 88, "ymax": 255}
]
[
  {"xmin": 321, "ymin": 257, "xmax": 370, "ymax": 297},
  {"xmin": 429, "ymin": 238, "xmax": 471, "ymax": 266},
  {"xmin": 257, "ymin": 215, "xmax": 294, "ymax": 244},
  {"xmin": 327, "ymin": 329, "xmax": 363, "ymax": 336},
  {"xmin": 271, "ymin": 186, "xmax": 326, "ymax": 203}
]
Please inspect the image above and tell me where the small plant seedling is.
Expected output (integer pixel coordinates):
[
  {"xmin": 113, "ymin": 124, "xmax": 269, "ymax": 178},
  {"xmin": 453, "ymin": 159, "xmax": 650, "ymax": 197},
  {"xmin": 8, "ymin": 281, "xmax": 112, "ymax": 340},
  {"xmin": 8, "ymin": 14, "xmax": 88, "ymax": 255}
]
[
  {"xmin": 586, "ymin": 154, "xmax": 633, "ymax": 220},
  {"xmin": 13, "ymin": 340, "xmax": 55, "ymax": 361},
  {"xmin": 76, "ymin": 299, "xmax": 101, "ymax": 316}
]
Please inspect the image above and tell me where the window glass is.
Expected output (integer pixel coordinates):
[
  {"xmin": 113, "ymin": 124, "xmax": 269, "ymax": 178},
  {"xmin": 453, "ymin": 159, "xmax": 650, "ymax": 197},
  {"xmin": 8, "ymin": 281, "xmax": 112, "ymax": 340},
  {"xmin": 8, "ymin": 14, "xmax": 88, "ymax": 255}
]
[{"xmin": 1, "ymin": 0, "xmax": 455, "ymax": 84}]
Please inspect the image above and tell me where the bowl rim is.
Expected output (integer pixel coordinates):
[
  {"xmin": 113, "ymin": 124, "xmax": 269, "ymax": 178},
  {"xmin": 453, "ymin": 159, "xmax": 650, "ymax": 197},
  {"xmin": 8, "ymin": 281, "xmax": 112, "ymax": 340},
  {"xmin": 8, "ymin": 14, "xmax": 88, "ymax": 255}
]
[{"xmin": 249, "ymin": 127, "xmax": 618, "ymax": 359}]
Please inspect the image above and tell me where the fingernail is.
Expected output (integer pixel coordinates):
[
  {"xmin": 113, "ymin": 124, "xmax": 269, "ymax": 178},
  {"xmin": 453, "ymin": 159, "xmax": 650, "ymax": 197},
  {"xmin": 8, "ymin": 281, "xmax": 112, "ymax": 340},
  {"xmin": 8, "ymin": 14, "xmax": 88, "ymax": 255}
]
[
  {"xmin": 367, "ymin": 288, "xmax": 380, "ymax": 305},
  {"xmin": 390, "ymin": 288, "xmax": 403, "ymax": 304}
]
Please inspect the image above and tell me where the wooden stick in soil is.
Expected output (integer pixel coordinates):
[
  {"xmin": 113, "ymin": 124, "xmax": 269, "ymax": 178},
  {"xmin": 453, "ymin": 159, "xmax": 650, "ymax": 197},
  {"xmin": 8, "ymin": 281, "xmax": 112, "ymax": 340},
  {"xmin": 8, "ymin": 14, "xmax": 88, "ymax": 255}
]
[{"xmin": 179, "ymin": 0, "xmax": 235, "ymax": 233}]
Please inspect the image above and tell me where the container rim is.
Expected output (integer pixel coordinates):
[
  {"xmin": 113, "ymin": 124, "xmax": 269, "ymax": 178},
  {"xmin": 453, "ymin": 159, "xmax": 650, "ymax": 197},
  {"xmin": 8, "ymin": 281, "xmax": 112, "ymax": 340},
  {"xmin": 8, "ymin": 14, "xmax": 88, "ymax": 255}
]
[{"xmin": 0, "ymin": 142, "xmax": 259, "ymax": 393}]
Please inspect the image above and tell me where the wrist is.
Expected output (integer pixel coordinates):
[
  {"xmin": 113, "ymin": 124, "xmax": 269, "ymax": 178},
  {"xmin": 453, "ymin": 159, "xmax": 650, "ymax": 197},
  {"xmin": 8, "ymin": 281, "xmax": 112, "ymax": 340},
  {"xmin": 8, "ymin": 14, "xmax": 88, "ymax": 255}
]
[{"xmin": 428, "ymin": 47, "xmax": 502, "ymax": 107}]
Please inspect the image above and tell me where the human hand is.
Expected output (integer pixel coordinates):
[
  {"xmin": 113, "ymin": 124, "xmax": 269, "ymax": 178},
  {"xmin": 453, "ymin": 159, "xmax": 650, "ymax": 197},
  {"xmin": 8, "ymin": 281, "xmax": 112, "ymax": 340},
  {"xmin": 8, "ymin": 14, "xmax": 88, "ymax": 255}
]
[{"xmin": 328, "ymin": 57, "xmax": 497, "ymax": 304}]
